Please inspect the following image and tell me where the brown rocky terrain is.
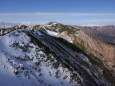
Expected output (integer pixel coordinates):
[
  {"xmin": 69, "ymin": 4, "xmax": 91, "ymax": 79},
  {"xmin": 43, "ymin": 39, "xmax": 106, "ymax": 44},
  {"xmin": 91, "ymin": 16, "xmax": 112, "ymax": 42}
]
[
  {"xmin": 73, "ymin": 30, "xmax": 115, "ymax": 77},
  {"xmin": 0, "ymin": 25, "xmax": 28, "ymax": 35}
]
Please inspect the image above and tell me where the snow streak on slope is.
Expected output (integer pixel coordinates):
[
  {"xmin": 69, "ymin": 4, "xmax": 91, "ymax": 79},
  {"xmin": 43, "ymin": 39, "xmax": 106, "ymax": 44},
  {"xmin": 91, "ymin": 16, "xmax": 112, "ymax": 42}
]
[{"xmin": 0, "ymin": 29, "xmax": 80, "ymax": 86}]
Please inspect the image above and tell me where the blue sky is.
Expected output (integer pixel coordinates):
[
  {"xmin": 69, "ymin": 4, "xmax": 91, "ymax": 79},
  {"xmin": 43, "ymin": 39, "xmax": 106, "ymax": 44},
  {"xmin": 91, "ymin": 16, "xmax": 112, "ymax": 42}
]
[{"xmin": 0, "ymin": 0, "xmax": 115, "ymax": 25}]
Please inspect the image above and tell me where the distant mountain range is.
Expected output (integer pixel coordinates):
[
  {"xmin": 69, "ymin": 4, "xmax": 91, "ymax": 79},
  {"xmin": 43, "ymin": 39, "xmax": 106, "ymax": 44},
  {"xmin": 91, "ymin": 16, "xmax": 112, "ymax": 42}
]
[
  {"xmin": 79, "ymin": 25, "xmax": 115, "ymax": 45},
  {"xmin": 0, "ymin": 21, "xmax": 19, "ymax": 29}
]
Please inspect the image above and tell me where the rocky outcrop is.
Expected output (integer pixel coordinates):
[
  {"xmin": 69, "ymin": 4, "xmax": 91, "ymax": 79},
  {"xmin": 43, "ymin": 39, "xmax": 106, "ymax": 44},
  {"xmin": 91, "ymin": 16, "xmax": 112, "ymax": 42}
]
[
  {"xmin": 58, "ymin": 31, "xmax": 74, "ymax": 42},
  {"xmin": 0, "ymin": 25, "xmax": 28, "ymax": 35}
]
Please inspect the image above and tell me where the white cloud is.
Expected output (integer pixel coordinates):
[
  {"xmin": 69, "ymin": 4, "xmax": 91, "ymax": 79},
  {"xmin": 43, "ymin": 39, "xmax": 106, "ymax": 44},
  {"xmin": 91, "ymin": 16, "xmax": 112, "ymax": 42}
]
[
  {"xmin": 0, "ymin": 12, "xmax": 115, "ymax": 18},
  {"xmin": 0, "ymin": 12, "xmax": 115, "ymax": 25}
]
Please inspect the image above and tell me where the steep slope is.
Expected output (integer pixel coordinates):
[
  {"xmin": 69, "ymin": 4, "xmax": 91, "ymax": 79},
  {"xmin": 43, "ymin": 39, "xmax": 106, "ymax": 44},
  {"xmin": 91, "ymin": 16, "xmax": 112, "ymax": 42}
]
[
  {"xmin": 73, "ymin": 30, "xmax": 115, "ymax": 77},
  {"xmin": 0, "ymin": 23, "xmax": 115, "ymax": 86},
  {"xmin": 42, "ymin": 23, "xmax": 115, "ymax": 78},
  {"xmin": 0, "ymin": 29, "xmax": 114, "ymax": 86},
  {"xmin": 0, "ymin": 29, "xmax": 80, "ymax": 86},
  {"xmin": 28, "ymin": 30, "xmax": 115, "ymax": 85},
  {"xmin": 33, "ymin": 22, "xmax": 115, "ymax": 79}
]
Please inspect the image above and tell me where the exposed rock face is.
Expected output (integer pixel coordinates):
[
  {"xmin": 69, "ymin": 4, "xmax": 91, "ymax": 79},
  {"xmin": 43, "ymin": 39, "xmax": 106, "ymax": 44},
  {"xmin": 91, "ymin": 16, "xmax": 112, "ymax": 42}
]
[
  {"xmin": 58, "ymin": 31, "xmax": 74, "ymax": 42},
  {"xmin": 73, "ymin": 30, "xmax": 115, "ymax": 76}
]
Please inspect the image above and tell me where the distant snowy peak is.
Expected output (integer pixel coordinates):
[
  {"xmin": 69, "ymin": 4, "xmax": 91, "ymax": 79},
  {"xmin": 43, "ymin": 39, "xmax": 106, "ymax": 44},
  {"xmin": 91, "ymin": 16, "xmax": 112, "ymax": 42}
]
[{"xmin": 0, "ymin": 22, "xmax": 19, "ymax": 29}]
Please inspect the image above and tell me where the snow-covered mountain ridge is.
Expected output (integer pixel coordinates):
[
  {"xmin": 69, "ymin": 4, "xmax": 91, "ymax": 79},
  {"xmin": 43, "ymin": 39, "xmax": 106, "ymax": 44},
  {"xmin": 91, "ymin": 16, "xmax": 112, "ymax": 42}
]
[
  {"xmin": 0, "ymin": 28, "xmax": 114, "ymax": 86},
  {"xmin": 0, "ymin": 22, "xmax": 115, "ymax": 86}
]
